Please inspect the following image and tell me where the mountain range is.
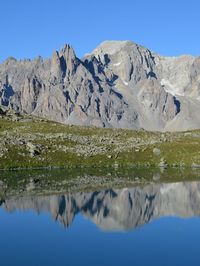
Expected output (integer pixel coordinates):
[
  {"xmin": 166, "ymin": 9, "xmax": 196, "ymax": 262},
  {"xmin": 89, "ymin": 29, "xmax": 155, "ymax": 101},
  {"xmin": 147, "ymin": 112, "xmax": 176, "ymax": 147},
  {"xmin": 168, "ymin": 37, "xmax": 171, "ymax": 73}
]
[{"xmin": 1, "ymin": 40, "xmax": 200, "ymax": 131}]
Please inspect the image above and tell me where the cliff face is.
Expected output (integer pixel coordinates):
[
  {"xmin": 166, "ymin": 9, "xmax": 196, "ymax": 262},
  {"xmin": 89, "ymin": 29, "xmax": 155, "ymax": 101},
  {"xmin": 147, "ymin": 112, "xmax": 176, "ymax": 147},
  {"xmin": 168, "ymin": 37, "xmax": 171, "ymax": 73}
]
[
  {"xmin": 2, "ymin": 181, "xmax": 200, "ymax": 231},
  {"xmin": 1, "ymin": 41, "xmax": 200, "ymax": 131}
]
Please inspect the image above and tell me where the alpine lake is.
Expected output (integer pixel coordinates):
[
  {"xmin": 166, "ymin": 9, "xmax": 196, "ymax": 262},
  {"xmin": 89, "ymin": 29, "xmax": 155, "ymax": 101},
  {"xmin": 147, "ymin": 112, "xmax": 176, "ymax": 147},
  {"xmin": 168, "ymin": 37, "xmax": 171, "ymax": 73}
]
[{"xmin": 1, "ymin": 167, "xmax": 200, "ymax": 266}]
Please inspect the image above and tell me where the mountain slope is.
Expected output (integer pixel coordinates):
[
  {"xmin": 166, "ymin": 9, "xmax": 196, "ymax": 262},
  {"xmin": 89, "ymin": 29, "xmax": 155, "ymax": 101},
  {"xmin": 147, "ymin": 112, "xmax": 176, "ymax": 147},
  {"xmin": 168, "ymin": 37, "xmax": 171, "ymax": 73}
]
[{"xmin": 0, "ymin": 41, "xmax": 200, "ymax": 131}]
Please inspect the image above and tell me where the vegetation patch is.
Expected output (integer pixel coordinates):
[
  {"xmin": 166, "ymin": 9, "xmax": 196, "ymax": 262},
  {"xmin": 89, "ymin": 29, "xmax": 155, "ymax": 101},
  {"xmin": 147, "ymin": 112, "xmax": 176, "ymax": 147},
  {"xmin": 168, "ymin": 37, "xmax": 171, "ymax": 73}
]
[{"xmin": 0, "ymin": 113, "xmax": 200, "ymax": 170}]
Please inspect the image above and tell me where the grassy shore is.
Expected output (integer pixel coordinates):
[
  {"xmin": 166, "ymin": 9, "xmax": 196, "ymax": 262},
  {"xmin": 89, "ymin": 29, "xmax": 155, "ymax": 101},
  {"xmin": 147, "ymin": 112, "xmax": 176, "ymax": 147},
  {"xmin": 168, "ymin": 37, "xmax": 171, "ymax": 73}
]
[{"xmin": 0, "ymin": 113, "xmax": 200, "ymax": 170}]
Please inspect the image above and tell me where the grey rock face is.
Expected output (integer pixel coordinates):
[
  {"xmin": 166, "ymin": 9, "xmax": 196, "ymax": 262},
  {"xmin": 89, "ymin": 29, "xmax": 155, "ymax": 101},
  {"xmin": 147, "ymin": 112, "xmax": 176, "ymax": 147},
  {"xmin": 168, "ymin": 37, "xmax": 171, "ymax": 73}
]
[
  {"xmin": 1, "ymin": 41, "xmax": 200, "ymax": 131},
  {"xmin": 2, "ymin": 181, "xmax": 200, "ymax": 231}
]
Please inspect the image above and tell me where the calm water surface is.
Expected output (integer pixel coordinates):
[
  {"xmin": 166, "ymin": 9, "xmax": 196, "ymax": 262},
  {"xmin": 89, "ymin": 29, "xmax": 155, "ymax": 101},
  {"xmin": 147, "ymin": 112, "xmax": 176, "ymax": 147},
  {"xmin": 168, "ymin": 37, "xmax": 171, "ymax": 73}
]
[{"xmin": 1, "ymin": 180, "xmax": 200, "ymax": 266}]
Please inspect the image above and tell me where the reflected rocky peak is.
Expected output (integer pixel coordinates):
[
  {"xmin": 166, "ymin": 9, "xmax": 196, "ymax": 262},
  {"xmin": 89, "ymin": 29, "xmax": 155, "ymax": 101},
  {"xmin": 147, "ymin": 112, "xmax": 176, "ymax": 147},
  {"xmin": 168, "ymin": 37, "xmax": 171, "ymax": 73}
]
[{"xmin": 2, "ymin": 181, "xmax": 200, "ymax": 231}]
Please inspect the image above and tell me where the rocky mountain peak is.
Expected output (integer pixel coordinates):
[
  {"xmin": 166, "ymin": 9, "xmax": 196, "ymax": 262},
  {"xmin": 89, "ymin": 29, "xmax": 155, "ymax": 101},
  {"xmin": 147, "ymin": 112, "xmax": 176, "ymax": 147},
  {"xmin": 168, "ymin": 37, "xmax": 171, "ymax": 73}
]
[
  {"xmin": 0, "ymin": 40, "xmax": 200, "ymax": 131},
  {"xmin": 51, "ymin": 44, "xmax": 79, "ymax": 79},
  {"xmin": 59, "ymin": 44, "xmax": 76, "ymax": 60},
  {"xmin": 91, "ymin": 40, "xmax": 133, "ymax": 55}
]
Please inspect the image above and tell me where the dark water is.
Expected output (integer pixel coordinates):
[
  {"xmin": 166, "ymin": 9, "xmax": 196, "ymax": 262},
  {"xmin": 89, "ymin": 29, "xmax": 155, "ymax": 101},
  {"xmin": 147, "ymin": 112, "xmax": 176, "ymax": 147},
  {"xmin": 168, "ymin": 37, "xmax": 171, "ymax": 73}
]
[{"xmin": 1, "ymin": 180, "xmax": 200, "ymax": 266}]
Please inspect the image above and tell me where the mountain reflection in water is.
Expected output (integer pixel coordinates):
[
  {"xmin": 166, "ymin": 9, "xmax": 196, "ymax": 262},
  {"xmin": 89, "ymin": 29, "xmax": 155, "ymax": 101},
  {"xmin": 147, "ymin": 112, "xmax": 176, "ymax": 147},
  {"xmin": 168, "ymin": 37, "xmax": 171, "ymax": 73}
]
[{"xmin": 1, "ymin": 181, "xmax": 200, "ymax": 231}]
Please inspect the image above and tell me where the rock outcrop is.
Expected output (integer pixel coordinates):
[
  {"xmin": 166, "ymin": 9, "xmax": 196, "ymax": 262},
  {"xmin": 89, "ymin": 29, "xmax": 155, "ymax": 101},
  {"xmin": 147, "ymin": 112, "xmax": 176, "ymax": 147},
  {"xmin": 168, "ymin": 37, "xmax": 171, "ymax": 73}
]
[{"xmin": 1, "ymin": 40, "xmax": 200, "ymax": 131}]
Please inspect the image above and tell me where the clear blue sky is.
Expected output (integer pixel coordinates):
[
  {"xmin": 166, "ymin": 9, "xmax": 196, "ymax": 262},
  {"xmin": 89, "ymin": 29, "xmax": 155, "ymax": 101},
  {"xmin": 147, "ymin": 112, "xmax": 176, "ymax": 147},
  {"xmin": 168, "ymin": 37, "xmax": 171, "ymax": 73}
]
[{"xmin": 0, "ymin": 0, "xmax": 200, "ymax": 62}]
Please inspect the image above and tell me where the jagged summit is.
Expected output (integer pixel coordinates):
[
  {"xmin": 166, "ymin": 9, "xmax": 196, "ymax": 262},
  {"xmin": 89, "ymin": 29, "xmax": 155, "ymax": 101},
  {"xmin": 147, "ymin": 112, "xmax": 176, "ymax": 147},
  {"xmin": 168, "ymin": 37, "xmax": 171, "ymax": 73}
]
[{"xmin": 0, "ymin": 40, "xmax": 200, "ymax": 131}]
